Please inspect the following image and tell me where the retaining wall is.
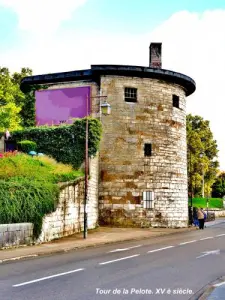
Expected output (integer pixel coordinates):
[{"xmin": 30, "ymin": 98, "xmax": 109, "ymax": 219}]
[
  {"xmin": 208, "ymin": 209, "xmax": 225, "ymax": 218},
  {"xmin": 37, "ymin": 156, "xmax": 99, "ymax": 243},
  {"xmin": 0, "ymin": 223, "xmax": 33, "ymax": 248}
]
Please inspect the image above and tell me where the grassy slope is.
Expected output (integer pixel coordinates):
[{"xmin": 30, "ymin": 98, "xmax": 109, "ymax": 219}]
[{"xmin": 0, "ymin": 154, "xmax": 83, "ymax": 182}]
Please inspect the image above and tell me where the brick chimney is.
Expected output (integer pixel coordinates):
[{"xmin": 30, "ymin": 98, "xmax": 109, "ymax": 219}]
[{"xmin": 149, "ymin": 43, "xmax": 162, "ymax": 68}]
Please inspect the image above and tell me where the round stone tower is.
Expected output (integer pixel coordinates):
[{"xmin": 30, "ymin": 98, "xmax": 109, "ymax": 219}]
[{"xmin": 97, "ymin": 44, "xmax": 196, "ymax": 228}]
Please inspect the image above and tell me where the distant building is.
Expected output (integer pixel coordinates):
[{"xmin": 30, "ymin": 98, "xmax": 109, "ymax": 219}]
[{"xmin": 21, "ymin": 43, "xmax": 196, "ymax": 228}]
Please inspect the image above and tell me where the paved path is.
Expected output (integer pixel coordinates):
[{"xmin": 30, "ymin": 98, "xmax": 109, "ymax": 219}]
[{"xmin": 0, "ymin": 219, "xmax": 225, "ymax": 300}]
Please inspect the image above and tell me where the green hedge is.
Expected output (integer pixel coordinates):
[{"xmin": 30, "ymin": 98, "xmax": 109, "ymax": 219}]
[
  {"xmin": 0, "ymin": 178, "xmax": 59, "ymax": 237},
  {"xmin": 11, "ymin": 118, "xmax": 102, "ymax": 169},
  {"xmin": 188, "ymin": 197, "xmax": 223, "ymax": 209},
  {"xmin": 17, "ymin": 140, "xmax": 37, "ymax": 153}
]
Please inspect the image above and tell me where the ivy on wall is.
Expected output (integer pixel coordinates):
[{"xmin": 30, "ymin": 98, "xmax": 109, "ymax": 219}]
[{"xmin": 11, "ymin": 117, "xmax": 102, "ymax": 169}]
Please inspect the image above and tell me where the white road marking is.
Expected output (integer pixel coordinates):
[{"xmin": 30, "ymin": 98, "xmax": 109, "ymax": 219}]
[
  {"xmin": 13, "ymin": 268, "xmax": 85, "ymax": 287},
  {"xmin": 196, "ymin": 249, "xmax": 220, "ymax": 259},
  {"xmin": 179, "ymin": 240, "xmax": 197, "ymax": 245},
  {"xmin": 213, "ymin": 281, "xmax": 225, "ymax": 287},
  {"xmin": 200, "ymin": 237, "xmax": 214, "ymax": 241},
  {"xmin": 99, "ymin": 254, "xmax": 140, "ymax": 265},
  {"xmin": 109, "ymin": 245, "xmax": 142, "ymax": 253},
  {"xmin": 147, "ymin": 246, "xmax": 174, "ymax": 253},
  {"xmin": 215, "ymin": 233, "xmax": 225, "ymax": 237}
]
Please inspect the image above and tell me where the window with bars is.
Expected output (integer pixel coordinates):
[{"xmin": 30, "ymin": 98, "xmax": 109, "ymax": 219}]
[
  {"xmin": 124, "ymin": 87, "xmax": 137, "ymax": 102},
  {"xmin": 143, "ymin": 191, "xmax": 154, "ymax": 209},
  {"xmin": 173, "ymin": 95, "xmax": 179, "ymax": 108}
]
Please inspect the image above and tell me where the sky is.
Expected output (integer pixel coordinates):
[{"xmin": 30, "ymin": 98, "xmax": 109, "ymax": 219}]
[{"xmin": 0, "ymin": 0, "xmax": 225, "ymax": 169}]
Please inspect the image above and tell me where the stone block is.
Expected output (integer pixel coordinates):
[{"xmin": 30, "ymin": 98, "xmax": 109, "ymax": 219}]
[
  {"xmin": 0, "ymin": 232, "xmax": 3, "ymax": 247},
  {"xmin": 0, "ymin": 224, "xmax": 8, "ymax": 233}
]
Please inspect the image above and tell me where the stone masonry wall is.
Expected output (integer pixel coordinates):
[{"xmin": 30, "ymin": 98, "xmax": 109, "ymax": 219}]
[
  {"xmin": 37, "ymin": 156, "xmax": 99, "ymax": 243},
  {"xmin": 99, "ymin": 75, "xmax": 188, "ymax": 228},
  {"xmin": 0, "ymin": 223, "xmax": 33, "ymax": 248},
  {"xmin": 208, "ymin": 209, "xmax": 225, "ymax": 218}
]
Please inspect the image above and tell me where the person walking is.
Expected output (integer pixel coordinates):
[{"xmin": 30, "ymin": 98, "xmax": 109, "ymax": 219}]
[
  {"xmin": 197, "ymin": 208, "xmax": 205, "ymax": 229},
  {"xmin": 193, "ymin": 207, "xmax": 199, "ymax": 227}
]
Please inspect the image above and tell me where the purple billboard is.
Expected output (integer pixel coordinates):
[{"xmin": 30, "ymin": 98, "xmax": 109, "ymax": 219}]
[{"xmin": 35, "ymin": 86, "xmax": 91, "ymax": 126}]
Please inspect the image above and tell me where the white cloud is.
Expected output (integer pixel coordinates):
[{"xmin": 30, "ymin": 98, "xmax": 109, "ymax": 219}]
[
  {"xmin": 0, "ymin": 6, "xmax": 225, "ymax": 169},
  {"xmin": 0, "ymin": 0, "xmax": 86, "ymax": 34},
  {"xmin": 149, "ymin": 10, "xmax": 225, "ymax": 170}
]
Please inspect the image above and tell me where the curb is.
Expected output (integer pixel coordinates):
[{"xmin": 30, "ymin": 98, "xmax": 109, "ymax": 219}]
[{"xmin": 0, "ymin": 228, "xmax": 195, "ymax": 264}]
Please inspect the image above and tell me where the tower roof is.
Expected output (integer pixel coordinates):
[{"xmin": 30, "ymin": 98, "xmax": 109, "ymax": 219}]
[{"xmin": 21, "ymin": 64, "xmax": 196, "ymax": 96}]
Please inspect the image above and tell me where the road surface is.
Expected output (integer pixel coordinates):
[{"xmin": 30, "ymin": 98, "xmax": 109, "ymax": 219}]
[{"xmin": 1, "ymin": 221, "xmax": 225, "ymax": 300}]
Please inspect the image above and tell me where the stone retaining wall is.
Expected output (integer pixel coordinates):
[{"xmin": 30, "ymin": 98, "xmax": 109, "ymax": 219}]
[
  {"xmin": 208, "ymin": 209, "xmax": 225, "ymax": 218},
  {"xmin": 37, "ymin": 156, "xmax": 99, "ymax": 243},
  {"xmin": 0, "ymin": 156, "xmax": 99, "ymax": 248},
  {"xmin": 0, "ymin": 223, "xmax": 33, "ymax": 248}
]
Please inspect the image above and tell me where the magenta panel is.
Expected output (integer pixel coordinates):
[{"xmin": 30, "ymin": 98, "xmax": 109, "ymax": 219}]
[{"xmin": 35, "ymin": 86, "xmax": 91, "ymax": 126}]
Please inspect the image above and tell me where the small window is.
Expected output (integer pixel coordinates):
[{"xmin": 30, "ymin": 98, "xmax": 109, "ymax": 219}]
[
  {"xmin": 144, "ymin": 143, "xmax": 152, "ymax": 157},
  {"xmin": 143, "ymin": 191, "xmax": 154, "ymax": 209},
  {"xmin": 124, "ymin": 87, "xmax": 137, "ymax": 102},
  {"xmin": 173, "ymin": 95, "xmax": 179, "ymax": 108}
]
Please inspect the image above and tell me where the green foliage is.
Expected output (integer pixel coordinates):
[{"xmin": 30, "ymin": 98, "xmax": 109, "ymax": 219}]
[
  {"xmin": 0, "ymin": 178, "xmax": 59, "ymax": 237},
  {"xmin": 0, "ymin": 154, "xmax": 83, "ymax": 236},
  {"xmin": 11, "ymin": 68, "xmax": 49, "ymax": 128},
  {"xmin": 0, "ymin": 154, "xmax": 83, "ymax": 183},
  {"xmin": 187, "ymin": 114, "xmax": 219, "ymax": 197},
  {"xmin": 10, "ymin": 68, "xmax": 34, "ymax": 127},
  {"xmin": 0, "ymin": 67, "xmax": 45, "ymax": 129},
  {"xmin": 12, "ymin": 117, "xmax": 102, "ymax": 168},
  {"xmin": 0, "ymin": 67, "xmax": 28, "ymax": 130},
  {"xmin": 212, "ymin": 172, "xmax": 225, "ymax": 198},
  {"xmin": 188, "ymin": 197, "xmax": 223, "ymax": 209},
  {"xmin": 17, "ymin": 140, "xmax": 37, "ymax": 153},
  {"xmin": 0, "ymin": 102, "xmax": 22, "ymax": 131},
  {"xmin": 21, "ymin": 84, "xmax": 48, "ymax": 128}
]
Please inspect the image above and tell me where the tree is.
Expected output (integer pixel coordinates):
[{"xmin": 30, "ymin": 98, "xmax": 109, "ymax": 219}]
[
  {"xmin": 11, "ymin": 68, "xmax": 36, "ymax": 127},
  {"xmin": 0, "ymin": 67, "xmax": 38, "ymax": 130},
  {"xmin": 211, "ymin": 172, "xmax": 225, "ymax": 198},
  {"xmin": 0, "ymin": 102, "xmax": 21, "ymax": 131},
  {"xmin": 0, "ymin": 67, "xmax": 24, "ymax": 131},
  {"xmin": 187, "ymin": 114, "xmax": 219, "ymax": 198}
]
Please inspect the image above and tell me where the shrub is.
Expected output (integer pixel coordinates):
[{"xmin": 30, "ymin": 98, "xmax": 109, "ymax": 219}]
[
  {"xmin": 12, "ymin": 117, "xmax": 102, "ymax": 168},
  {"xmin": 0, "ymin": 178, "xmax": 59, "ymax": 237},
  {"xmin": 17, "ymin": 140, "xmax": 37, "ymax": 153}
]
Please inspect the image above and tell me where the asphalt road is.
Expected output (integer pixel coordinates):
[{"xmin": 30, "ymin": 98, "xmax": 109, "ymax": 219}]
[{"xmin": 1, "ymin": 221, "xmax": 225, "ymax": 300}]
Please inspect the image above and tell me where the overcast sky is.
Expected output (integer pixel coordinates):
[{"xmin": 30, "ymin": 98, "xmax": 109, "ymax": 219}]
[{"xmin": 0, "ymin": 0, "xmax": 225, "ymax": 169}]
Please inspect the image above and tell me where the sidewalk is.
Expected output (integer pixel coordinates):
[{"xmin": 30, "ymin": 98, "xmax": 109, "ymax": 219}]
[{"xmin": 0, "ymin": 226, "xmax": 194, "ymax": 263}]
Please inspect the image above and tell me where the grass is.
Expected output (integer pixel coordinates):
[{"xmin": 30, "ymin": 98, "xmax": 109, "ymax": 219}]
[
  {"xmin": 189, "ymin": 197, "xmax": 223, "ymax": 209},
  {"xmin": 0, "ymin": 153, "xmax": 84, "ymax": 183}
]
